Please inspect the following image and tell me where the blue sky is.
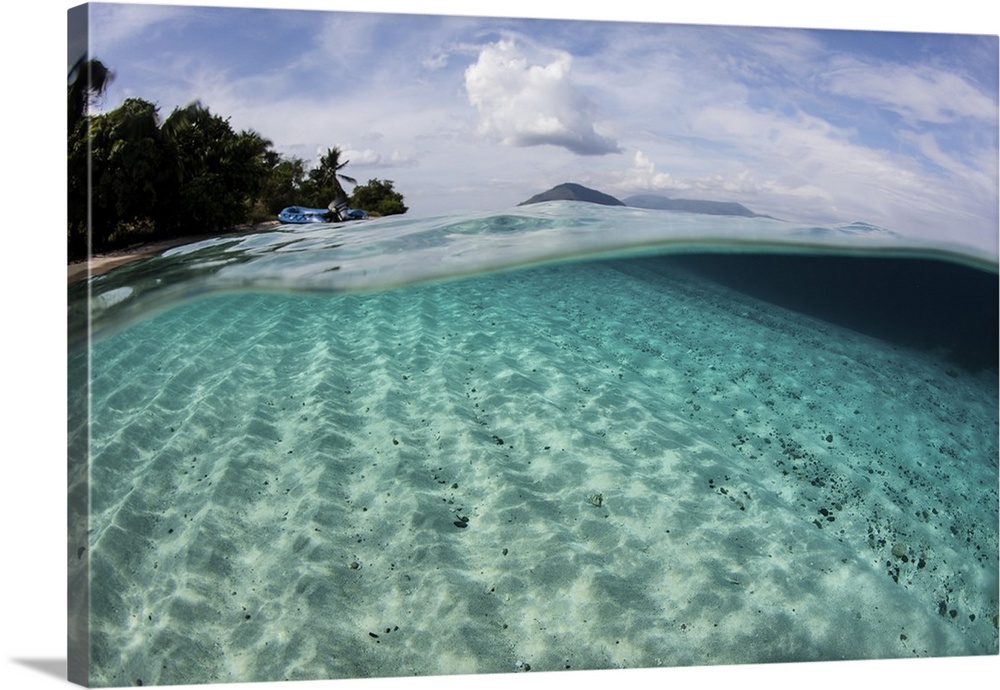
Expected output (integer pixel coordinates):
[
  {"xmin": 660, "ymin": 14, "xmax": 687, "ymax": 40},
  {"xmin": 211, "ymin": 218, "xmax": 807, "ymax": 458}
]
[{"xmin": 73, "ymin": 1, "xmax": 999, "ymax": 255}]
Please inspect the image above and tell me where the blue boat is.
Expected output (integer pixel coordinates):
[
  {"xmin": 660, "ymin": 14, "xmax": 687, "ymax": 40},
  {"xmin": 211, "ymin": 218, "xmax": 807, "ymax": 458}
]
[
  {"xmin": 278, "ymin": 204, "xmax": 369, "ymax": 224},
  {"xmin": 277, "ymin": 206, "xmax": 334, "ymax": 224}
]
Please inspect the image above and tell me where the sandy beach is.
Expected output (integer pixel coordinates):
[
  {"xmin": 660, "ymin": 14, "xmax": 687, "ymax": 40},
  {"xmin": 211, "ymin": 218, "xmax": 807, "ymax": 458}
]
[
  {"xmin": 67, "ymin": 222, "xmax": 280, "ymax": 283},
  {"xmin": 73, "ymin": 254, "xmax": 998, "ymax": 686}
]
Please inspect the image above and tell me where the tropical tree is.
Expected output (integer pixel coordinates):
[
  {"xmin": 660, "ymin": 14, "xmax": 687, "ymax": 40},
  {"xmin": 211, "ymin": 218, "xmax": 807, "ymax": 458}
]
[
  {"xmin": 68, "ymin": 57, "xmax": 115, "ymax": 258},
  {"xmin": 350, "ymin": 178, "xmax": 408, "ymax": 216},
  {"xmin": 68, "ymin": 97, "xmax": 168, "ymax": 255},
  {"xmin": 155, "ymin": 102, "xmax": 273, "ymax": 235},
  {"xmin": 67, "ymin": 60, "xmax": 412, "ymax": 259},
  {"xmin": 259, "ymin": 153, "xmax": 307, "ymax": 215},
  {"xmin": 67, "ymin": 57, "xmax": 113, "ymax": 131},
  {"xmin": 302, "ymin": 146, "xmax": 356, "ymax": 206},
  {"xmin": 69, "ymin": 98, "xmax": 277, "ymax": 256}
]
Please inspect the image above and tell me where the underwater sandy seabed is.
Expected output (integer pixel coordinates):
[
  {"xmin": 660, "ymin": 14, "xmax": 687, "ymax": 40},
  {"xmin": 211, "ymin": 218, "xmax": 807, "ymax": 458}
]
[{"xmin": 69, "ymin": 256, "xmax": 998, "ymax": 687}]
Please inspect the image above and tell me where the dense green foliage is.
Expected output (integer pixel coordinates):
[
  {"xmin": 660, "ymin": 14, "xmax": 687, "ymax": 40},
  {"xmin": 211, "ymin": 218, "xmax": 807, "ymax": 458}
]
[
  {"xmin": 68, "ymin": 60, "xmax": 407, "ymax": 260},
  {"xmin": 350, "ymin": 178, "xmax": 408, "ymax": 216},
  {"xmin": 157, "ymin": 103, "xmax": 274, "ymax": 234},
  {"xmin": 258, "ymin": 154, "xmax": 307, "ymax": 216}
]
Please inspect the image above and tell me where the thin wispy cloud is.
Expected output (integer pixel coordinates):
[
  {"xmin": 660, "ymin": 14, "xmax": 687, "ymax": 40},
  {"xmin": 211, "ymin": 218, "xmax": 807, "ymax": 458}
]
[
  {"xmin": 86, "ymin": 2, "xmax": 191, "ymax": 51},
  {"xmin": 822, "ymin": 59, "xmax": 998, "ymax": 125}
]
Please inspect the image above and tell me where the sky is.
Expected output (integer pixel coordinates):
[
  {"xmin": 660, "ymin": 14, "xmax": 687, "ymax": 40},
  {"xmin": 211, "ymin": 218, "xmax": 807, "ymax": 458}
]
[{"xmin": 70, "ymin": 0, "xmax": 1000, "ymax": 256}]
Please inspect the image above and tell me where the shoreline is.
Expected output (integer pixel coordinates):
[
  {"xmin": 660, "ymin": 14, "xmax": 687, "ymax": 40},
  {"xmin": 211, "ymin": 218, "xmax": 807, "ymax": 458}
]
[{"xmin": 67, "ymin": 222, "xmax": 280, "ymax": 283}]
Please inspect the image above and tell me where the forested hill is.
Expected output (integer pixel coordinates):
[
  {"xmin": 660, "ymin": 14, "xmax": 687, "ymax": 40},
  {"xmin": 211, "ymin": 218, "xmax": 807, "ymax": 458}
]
[
  {"xmin": 517, "ymin": 182, "xmax": 764, "ymax": 218},
  {"xmin": 623, "ymin": 194, "xmax": 759, "ymax": 217},
  {"xmin": 518, "ymin": 183, "xmax": 626, "ymax": 206}
]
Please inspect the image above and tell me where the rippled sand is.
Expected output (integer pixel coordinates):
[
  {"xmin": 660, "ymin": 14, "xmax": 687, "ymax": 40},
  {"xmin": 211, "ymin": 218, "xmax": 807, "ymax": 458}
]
[{"xmin": 72, "ymin": 257, "xmax": 998, "ymax": 686}]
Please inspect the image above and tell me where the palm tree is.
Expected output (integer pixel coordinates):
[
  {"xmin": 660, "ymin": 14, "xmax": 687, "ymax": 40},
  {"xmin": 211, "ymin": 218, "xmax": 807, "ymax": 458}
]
[
  {"xmin": 67, "ymin": 57, "xmax": 114, "ymax": 258},
  {"xmin": 67, "ymin": 57, "xmax": 113, "ymax": 131},
  {"xmin": 308, "ymin": 146, "xmax": 357, "ymax": 204}
]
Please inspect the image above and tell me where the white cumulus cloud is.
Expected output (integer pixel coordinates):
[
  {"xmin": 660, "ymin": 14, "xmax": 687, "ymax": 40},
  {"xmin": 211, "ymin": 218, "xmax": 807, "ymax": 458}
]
[
  {"xmin": 464, "ymin": 38, "xmax": 621, "ymax": 156},
  {"xmin": 341, "ymin": 146, "xmax": 418, "ymax": 169},
  {"xmin": 614, "ymin": 150, "xmax": 679, "ymax": 191}
]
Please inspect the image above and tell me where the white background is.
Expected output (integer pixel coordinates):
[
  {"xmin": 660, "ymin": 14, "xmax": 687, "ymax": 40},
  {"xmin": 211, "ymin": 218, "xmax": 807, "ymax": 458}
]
[{"xmin": 2, "ymin": 1, "xmax": 997, "ymax": 689}]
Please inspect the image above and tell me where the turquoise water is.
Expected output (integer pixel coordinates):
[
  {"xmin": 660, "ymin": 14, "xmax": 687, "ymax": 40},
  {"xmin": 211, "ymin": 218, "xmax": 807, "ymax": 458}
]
[{"xmin": 68, "ymin": 203, "xmax": 998, "ymax": 686}]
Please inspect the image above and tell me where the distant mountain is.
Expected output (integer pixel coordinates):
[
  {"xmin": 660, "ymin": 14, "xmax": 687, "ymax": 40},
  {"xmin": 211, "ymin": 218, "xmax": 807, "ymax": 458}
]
[
  {"xmin": 518, "ymin": 183, "xmax": 625, "ymax": 207},
  {"xmin": 623, "ymin": 194, "xmax": 758, "ymax": 217},
  {"xmin": 517, "ymin": 184, "xmax": 766, "ymax": 218}
]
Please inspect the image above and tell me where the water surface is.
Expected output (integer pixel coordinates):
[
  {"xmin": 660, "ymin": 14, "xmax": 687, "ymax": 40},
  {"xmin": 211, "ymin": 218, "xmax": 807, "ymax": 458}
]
[{"xmin": 68, "ymin": 203, "xmax": 998, "ymax": 686}]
